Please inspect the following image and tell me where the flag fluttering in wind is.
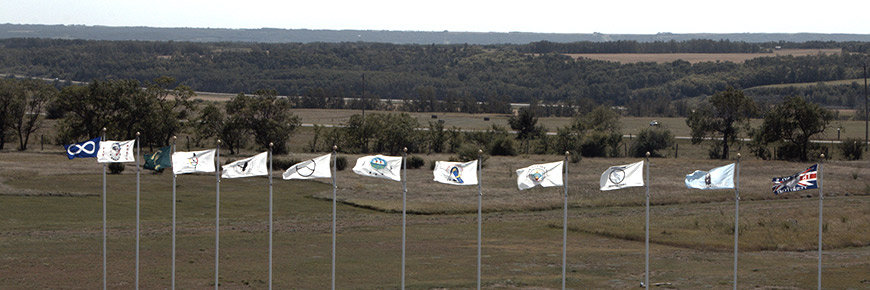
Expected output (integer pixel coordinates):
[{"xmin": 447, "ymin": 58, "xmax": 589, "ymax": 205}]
[
  {"xmin": 685, "ymin": 163, "xmax": 735, "ymax": 190},
  {"xmin": 600, "ymin": 160, "xmax": 644, "ymax": 191},
  {"xmin": 64, "ymin": 137, "xmax": 101, "ymax": 159},
  {"xmin": 515, "ymin": 161, "xmax": 564, "ymax": 190},
  {"xmin": 283, "ymin": 154, "xmax": 332, "ymax": 180},
  {"xmin": 433, "ymin": 160, "xmax": 479, "ymax": 186},
  {"xmin": 772, "ymin": 164, "xmax": 818, "ymax": 195},
  {"xmin": 221, "ymin": 151, "xmax": 269, "ymax": 179},
  {"xmin": 144, "ymin": 146, "xmax": 172, "ymax": 171},
  {"xmin": 352, "ymin": 155, "xmax": 402, "ymax": 181},
  {"xmin": 171, "ymin": 149, "xmax": 216, "ymax": 174},
  {"xmin": 97, "ymin": 140, "xmax": 136, "ymax": 163}
]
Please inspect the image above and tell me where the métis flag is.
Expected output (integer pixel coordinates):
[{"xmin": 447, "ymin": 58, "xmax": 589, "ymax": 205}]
[
  {"xmin": 433, "ymin": 160, "xmax": 479, "ymax": 186},
  {"xmin": 599, "ymin": 160, "xmax": 644, "ymax": 191},
  {"xmin": 97, "ymin": 140, "xmax": 136, "ymax": 163},
  {"xmin": 515, "ymin": 161, "xmax": 563, "ymax": 190},
  {"xmin": 685, "ymin": 163, "xmax": 735, "ymax": 190},
  {"xmin": 221, "ymin": 151, "xmax": 269, "ymax": 179},
  {"xmin": 64, "ymin": 137, "xmax": 100, "ymax": 159},
  {"xmin": 171, "ymin": 149, "xmax": 216, "ymax": 174},
  {"xmin": 144, "ymin": 146, "xmax": 172, "ymax": 171},
  {"xmin": 352, "ymin": 155, "xmax": 403, "ymax": 182},
  {"xmin": 283, "ymin": 154, "xmax": 332, "ymax": 180},
  {"xmin": 772, "ymin": 164, "xmax": 818, "ymax": 195}
]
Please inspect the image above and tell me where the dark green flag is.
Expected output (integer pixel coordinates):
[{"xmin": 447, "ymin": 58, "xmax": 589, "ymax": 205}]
[{"xmin": 144, "ymin": 146, "xmax": 172, "ymax": 171}]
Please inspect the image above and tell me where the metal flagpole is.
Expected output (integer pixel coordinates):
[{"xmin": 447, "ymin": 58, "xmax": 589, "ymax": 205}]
[
  {"xmin": 268, "ymin": 143, "xmax": 273, "ymax": 290},
  {"xmin": 644, "ymin": 152, "xmax": 650, "ymax": 290},
  {"xmin": 171, "ymin": 136, "xmax": 177, "ymax": 290},
  {"xmin": 734, "ymin": 153, "xmax": 740, "ymax": 290},
  {"xmin": 562, "ymin": 152, "xmax": 569, "ymax": 290},
  {"xmin": 332, "ymin": 146, "xmax": 338, "ymax": 290},
  {"xmin": 102, "ymin": 127, "xmax": 107, "ymax": 290},
  {"xmin": 215, "ymin": 140, "xmax": 221, "ymax": 290},
  {"xmin": 818, "ymin": 155, "xmax": 824, "ymax": 290},
  {"xmin": 135, "ymin": 132, "xmax": 141, "ymax": 290},
  {"xmin": 477, "ymin": 149, "xmax": 483, "ymax": 290},
  {"xmin": 401, "ymin": 147, "xmax": 408, "ymax": 290}
]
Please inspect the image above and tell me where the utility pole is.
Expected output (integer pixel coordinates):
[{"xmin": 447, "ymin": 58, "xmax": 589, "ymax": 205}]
[
  {"xmin": 361, "ymin": 73, "xmax": 366, "ymax": 119},
  {"xmin": 863, "ymin": 63, "xmax": 868, "ymax": 151}
]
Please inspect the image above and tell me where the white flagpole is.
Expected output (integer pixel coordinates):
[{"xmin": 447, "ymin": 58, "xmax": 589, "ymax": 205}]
[
  {"xmin": 818, "ymin": 155, "xmax": 824, "ymax": 290},
  {"xmin": 562, "ymin": 152, "xmax": 569, "ymax": 290},
  {"xmin": 644, "ymin": 151, "xmax": 650, "ymax": 290},
  {"xmin": 331, "ymin": 146, "xmax": 338, "ymax": 290},
  {"xmin": 171, "ymin": 136, "xmax": 177, "ymax": 290},
  {"xmin": 102, "ymin": 127, "xmax": 107, "ymax": 290},
  {"xmin": 401, "ymin": 147, "xmax": 408, "ymax": 290},
  {"xmin": 215, "ymin": 140, "xmax": 221, "ymax": 290},
  {"xmin": 734, "ymin": 153, "xmax": 740, "ymax": 290},
  {"xmin": 268, "ymin": 142, "xmax": 273, "ymax": 290},
  {"xmin": 477, "ymin": 149, "xmax": 483, "ymax": 290},
  {"xmin": 135, "ymin": 132, "xmax": 141, "ymax": 290}
]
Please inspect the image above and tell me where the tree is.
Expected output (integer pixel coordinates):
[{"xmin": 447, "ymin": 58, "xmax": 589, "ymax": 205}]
[
  {"xmin": 508, "ymin": 107, "xmax": 545, "ymax": 154},
  {"xmin": 686, "ymin": 87, "xmax": 756, "ymax": 159},
  {"xmin": 630, "ymin": 127, "xmax": 675, "ymax": 157},
  {"xmin": 0, "ymin": 79, "xmax": 23, "ymax": 150},
  {"xmin": 426, "ymin": 120, "xmax": 447, "ymax": 153},
  {"xmin": 140, "ymin": 76, "xmax": 195, "ymax": 149},
  {"xmin": 752, "ymin": 96, "xmax": 833, "ymax": 161},
  {"xmin": 247, "ymin": 89, "xmax": 300, "ymax": 154},
  {"xmin": 11, "ymin": 80, "xmax": 56, "ymax": 150}
]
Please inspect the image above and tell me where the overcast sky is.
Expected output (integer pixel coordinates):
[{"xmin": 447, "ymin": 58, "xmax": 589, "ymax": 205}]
[{"xmin": 4, "ymin": 0, "xmax": 869, "ymax": 34}]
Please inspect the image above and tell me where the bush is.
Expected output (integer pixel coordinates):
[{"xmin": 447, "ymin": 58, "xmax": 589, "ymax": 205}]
[
  {"xmin": 629, "ymin": 127, "xmax": 675, "ymax": 157},
  {"xmin": 108, "ymin": 163, "xmax": 125, "ymax": 174},
  {"xmin": 489, "ymin": 136, "xmax": 517, "ymax": 156},
  {"xmin": 455, "ymin": 143, "xmax": 489, "ymax": 167},
  {"xmin": 335, "ymin": 156, "xmax": 347, "ymax": 171},
  {"xmin": 406, "ymin": 156, "xmax": 425, "ymax": 169},
  {"xmin": 840, "ymin": 138, "xmax": 863, "ymax": 160},
  {"xmin": 273, "ymin": 158, "xmax": 302, "ymax": 171}
]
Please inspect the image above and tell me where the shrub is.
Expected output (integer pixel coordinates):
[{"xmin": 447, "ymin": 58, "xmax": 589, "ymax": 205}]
[
  {"xmin": 840, "ymin": 138, "xmax": 863, "ymax": 160},
  {"xmin": 273, "ymin": 158, "xmax": 302, "ymax": 171},
  {"xmin": 335, "ymin": 156, "xmax": 347, "ymax": 171},
  {"xmin": 108, "ymin": 163, "xmax": 125, "ymax": 174},
  {"xmin": 630, "ymin": 127, "xmax": 675, "ymax": 157},
  {"xmin": 489, "ymin": 136, "xmax": 516, "ymax": 156},
  {"xmin": 455, "ymin": 143, "xmax": 489, "ymax": 167},
  {"xmin": 406, "ymin": 156, "xmax": 425, "ymax": 169}
]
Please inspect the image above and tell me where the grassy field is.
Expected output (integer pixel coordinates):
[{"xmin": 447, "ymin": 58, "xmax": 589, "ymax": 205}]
[{"xmin": 563, "ymin": 48, "xmax": 843, "ymax": 64}]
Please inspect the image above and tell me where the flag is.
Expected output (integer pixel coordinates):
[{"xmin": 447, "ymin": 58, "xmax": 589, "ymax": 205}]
[
  {"xmin": 352, "ymin": 155, "xmax": 403, "ymax": 182},
  {"xmin": 600, "ymin": 160, "xmax": 644, "ymax": 191},
  {"xmin": 685, "ymin": 163, "xmax": 735, "ymax": 190},
  {"xmin": 144, "ymin": 146, "xmax": 172, "ymax": 171},
  {"xmin": 97, "ymin": 140, "xmax": 136, "ymax": 163},
  {"xmin": 283, "ymin": 154, "xmax": 332, "ymax": 180},
  {"xmin": 221, "ymin": 151, "xmax": 269, "ymax": 179},
  {"xmin": 772, "ymin": 164, "xmax": 818, "ymax": 195},
  {"xmin": 433, "ymin": 160, "xmax": 478, "ymax": 186},
  {"xmin": 171, "ymin": 149, "xmax": 216, "ymax": 174},
  {"xmin": 64, "ymin": 137, "xmax": 100, "ymax": 159},
  {"xmin": 516, "ymin": 161, "xmax": 563, "ymax": 190}
]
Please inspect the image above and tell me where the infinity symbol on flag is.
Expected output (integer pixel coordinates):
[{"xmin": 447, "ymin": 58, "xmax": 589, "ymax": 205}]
[{"xmin": 67, "ymin": 141, "xmax": 97, "ymax": 155}]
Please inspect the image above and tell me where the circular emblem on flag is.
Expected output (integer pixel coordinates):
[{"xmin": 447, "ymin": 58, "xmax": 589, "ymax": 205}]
[
  {"xmin": 370, "ymin": 157, "xmax": 387, "ymax": 170},
  {"xmin": 296, "ymin": 159, "xmax": 316, "ymax": 177},
  {"xmin": 67, "ymin": 141, "xmax": 97, "ymax": 155},
  {"xmin": 110, "ymin": 142, "xmax": 122, "ymax": 161},
  {"xmin": 188, "ymin": 153, "xmax": 200, "ymax": 167},
  {"xmin": 704, "ymin": 172, "xmax": 712, "ymax": 187},
  {"xmin": 529, "ymin": 166, "xmax": 546, "ymax": 183},
  {"xmin": 449, "ymin": 165, "xmax": 464, "ymax": 183},
  {"xmin": 609, "ymin": 168, "xmax": 625, "ymax": 184}
]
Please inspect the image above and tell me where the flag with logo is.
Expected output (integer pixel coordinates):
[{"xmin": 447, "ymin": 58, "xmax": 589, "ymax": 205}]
[
  {"xmin": 599, "ymin": 160, "xmax": 644, "ymax": 191},
  {"xmin": 144, "ymin": 146, "xmax": 172, "ymax": 171},
  {"xmin": 97, "ymin": 140, "xmax": 136, "ymax": 163},
  {"xmin": 352, "ymin": 155, "xmax": 403, "ymax": 182},
  {"xmin": 772, "ymin": 164, "xmax": 818, "ymax": 195},
  {"xmin": 171, "ymin": 149, "xmax": 216, "ymax": 174},
  {"xmin": 283, "ymin": 154, "xmax": 332, "ymax": 180},
  {"xmin": 516, "ymin": 161, "xmax": 564, "ymax": 190},
  {"xmin": 221, "ymin": 151, "xmax": 269, "ymax": 179},
  {"xmin": 64, "ymin": 137, "xmax": 101, "ymax": 159},
  {"xmin": 685, "ymin": 163, "xmax": 735, "ymax": 190},
  {"xmin": 433, "ymin": 160, "xmax": 479, "ymax": 186}
]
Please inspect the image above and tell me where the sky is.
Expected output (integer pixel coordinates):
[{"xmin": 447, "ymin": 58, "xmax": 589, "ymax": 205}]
[{"xmin": 3, "ymin": 0, "xmax": 869, "ymax": 34}]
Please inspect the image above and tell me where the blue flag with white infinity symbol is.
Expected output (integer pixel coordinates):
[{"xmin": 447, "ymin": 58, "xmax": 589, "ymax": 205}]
[{"xmin": 64, "ymin": 137, "xmax": 101, "ymax": 159}]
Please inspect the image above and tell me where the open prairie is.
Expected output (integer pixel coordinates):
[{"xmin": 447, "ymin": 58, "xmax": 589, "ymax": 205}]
[{"xmin": 564, "ymin": 48, "xmax": 843, "ymax": 64}]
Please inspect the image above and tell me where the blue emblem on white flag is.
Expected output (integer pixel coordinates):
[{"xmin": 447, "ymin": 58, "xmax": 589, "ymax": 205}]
[
  {"xmin": 772, "ymin": 164, "xmax": 818, "ymax": 195},
  {"xmin": 64, "ymin": 137, "xmax": 101, "ymax": 159},
  {"xmin": 685, "ymin": 163, "xmax": 735, "ymax": 190}
]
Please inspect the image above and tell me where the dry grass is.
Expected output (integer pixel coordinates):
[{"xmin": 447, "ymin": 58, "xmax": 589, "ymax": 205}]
[{"xmin": 563, "ymin": 48, "xmax": 843, "ymax": 64}]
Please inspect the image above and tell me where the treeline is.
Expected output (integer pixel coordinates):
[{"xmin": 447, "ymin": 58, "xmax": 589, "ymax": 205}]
[{"xmin": 517, "ymin": 40, "xmax": 768, "ymax": 53}]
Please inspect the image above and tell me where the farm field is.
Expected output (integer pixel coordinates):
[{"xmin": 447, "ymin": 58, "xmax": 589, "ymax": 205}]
[{"xmin": 564, "ymin": 48, "xmax": 843, "ymax": 64}]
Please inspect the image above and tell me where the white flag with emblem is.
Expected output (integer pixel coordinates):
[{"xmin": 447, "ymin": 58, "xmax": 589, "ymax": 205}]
[
  {"xmin": 283, "ymin": 154, "xmax": 332, "ymax": 180},
  {"xmin": 599, "ymin": 160, "xmax": 645, "ymax": 191},
  {"xmin": 171, "ymin": 149, "xmax": 216, "ymax": 174},
  {"xmin": 515, "ymin": 161, "xmax": 564, "ymax": 190},
  {"xmin": 352, "ymin": 155, "xmax": 403, "ymax": 182},
  {"xmin": 97, "ymin": 139, "xmax": 136, "ymax": 163},
  {"xmin": 221, "ymin": 151, "xmax": 269, "ymax": 179},
  {"xmin": 433, "ymin": 160, "xmax": 479, "ymax": 186}
]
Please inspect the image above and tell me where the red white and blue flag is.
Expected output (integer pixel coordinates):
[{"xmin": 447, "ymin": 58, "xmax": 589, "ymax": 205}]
[{"xmin": 771, "ymin": 164, "xmax": 818, "ymax": 195}]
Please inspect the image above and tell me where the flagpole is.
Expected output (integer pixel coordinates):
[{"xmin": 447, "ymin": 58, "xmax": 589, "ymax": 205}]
[
  {"xmin": 734, "ymin": 154, "xmax": 740, "ymax": 290},
  {"xmin": 135, "ymin": 132, "xmax": 141, "ymax": 290},
  {"xmin": 331, "ymin": 145, "xmax": 338, "ymax": 290},
  {"xmin": 818, "ymin": 154, "xmax": 824, "ymax": 290},
  {"xmin": 268, "ymin": 143, "xmax": 273, "ymax": 290},
  {"xmin": 102, "ymin": 127, "xmax": 107, "ymax": 290},
  {"xmin": 644, "ymin": 151, "xmax": 650, "ymax": 290},
  {"xmin": 401, "ymin": 147, "xmax": 408, "ymax": 290},
  {"xmin": 562, "ymin": 151, "xmax": 569, "ymax": 290},
  {"xmin": 477, "ymin": 149, "xmax": 483, "ymax": 290},
  {"xmin": 171, "ymin": 136, "xmax": 177, "ymax": 290},
  {"xmin": 215, "ymin": 139, "xmax": 221, "ymax": 290}
]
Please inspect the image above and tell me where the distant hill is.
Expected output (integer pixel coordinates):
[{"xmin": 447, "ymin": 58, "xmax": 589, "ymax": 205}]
[{"xmin": 3, "ymin": 23, "xmax": 870, "ymax": 44}]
